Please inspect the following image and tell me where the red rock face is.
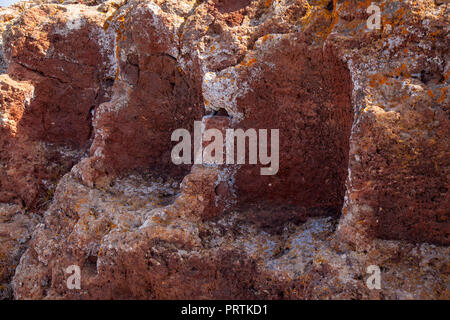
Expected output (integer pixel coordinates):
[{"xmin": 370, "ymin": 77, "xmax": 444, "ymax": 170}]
[
  {"xmin": 211, "ymin": 0, "xmax": 251, "ymax": 26},
  {"xmin": 83, "ymin": 1, "xmax": 204, "ymax": 184},
  {"xmin": 7, "ymin": 63, "xmax": 96, "ymax": 148},
  {"xmin": 0, "ymin": 0, "xmax": 449, "ymax": 300},
  {"xmin": 4, "ymin": 5, "xmax": 115, "ymax": 148},
  {"xmin": 0, "ymin": 4, "xmax": 116, "ymax": 292},
  {"xmin": 229, "ymin": 40, "xmax": 353, "ymax": 213},
  {"xmin": 214, "ymin": 0, "xmax": 252, "ymax": 14},
  {"xmin": 0, "ymin": 203, "xmax": 37, "ymax": 299},
  {"xmin": 330, "ymin": 0, "xmax": 450, "ymax": 247},
  {"xmin": 0, "ymin": 71, "xmax": 74, "ymax": 208},
  {"xmin": 341, "ymin": 108, "xmax": 450, "ymax": 245},
  {"xmin": 89, "ymin": 54, "xmax": 202, "ymax": 180},
  {"xmin": 0, "ymin": 4, "xmax": 116, "ymax": 207}
]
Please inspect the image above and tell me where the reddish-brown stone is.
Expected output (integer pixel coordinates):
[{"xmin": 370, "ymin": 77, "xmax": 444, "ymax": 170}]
[
  {"xmin": 231, "ymin": 41, "xmax": 353, "ymax": 214},
  {"xmin": 0, "ymin": 0, "xmax": 448, "ymax": 300}
]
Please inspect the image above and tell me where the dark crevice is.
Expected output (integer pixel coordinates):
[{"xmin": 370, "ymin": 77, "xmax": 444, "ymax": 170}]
[
  {"xmin": 212, "ymin": 108, "xmax": 230, "ymax": 117},
  {"xmin": 326, "ymin": 0, "xmax": 334, "ymax": 12}
]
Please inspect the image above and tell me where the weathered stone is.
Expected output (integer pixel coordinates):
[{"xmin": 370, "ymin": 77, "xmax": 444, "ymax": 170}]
[
  {"xmin": 0, "ymin": 0, "xmax": 448, "ymax": 300},
  {"xmin": 0, "ymin": 203, "xmax": 38, "ymax": 299},
  {"xmin": 1, "ymin": 4, "xmax": 116, "ymax": 207},
  {"xmin": 0, "ymin": 6, "xmax": 19, "ymax": 74}
]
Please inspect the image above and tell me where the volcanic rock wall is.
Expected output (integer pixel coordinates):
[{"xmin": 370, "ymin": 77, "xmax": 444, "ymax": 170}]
[{"xmin": 0, "ymin": 0, "xmax": 448, "ymax": 299}]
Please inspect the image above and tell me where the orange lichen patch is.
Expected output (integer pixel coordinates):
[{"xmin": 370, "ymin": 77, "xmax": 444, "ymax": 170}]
[
  {"xmin": 369, "ymin": 73, "xmax": 392, "ymax": 87},
  {"xmin": 152, "ymin": 215, "xmax": 163, "ymax": 223},
  {"xmin": 88, "ymin": 209, "xmax": 98, "ymax": 217},
  {"xmin": 103, "ymin": 16, "xmax": 113, "ymax": 30},
  {"xmin": 209, "ymin": 45, "xmax": 216, "ymax": 52},
  {"xmin": 398, "ymin": 63, "xmax": 410, "ymax": 77},
  {"xmin": 394, "ymin": 6, "xmax": 407, "ymax": 21},
  {"xmin": 429, "ymin": 30, "xmax": 441, "ymax": 37},
  {"xmin": 264, "ymin": 0, "xmax": 272, "ymax": 8},
  {"xmin": 382, "ymin": 4, "xmax": 428, "ymax": 34},
  {"xmin": 302, "ymin": 0, "xmax": 313, "ymax": 19},
  {"xmin": 299, "ymin": 0, "xmax": 339, "ymax": 43},
  {"xmin": 204, "ymin": 100, "xmax": 210, "ymax": 106},
  {"xmin": 437, "ymin": 88, "xmax": 447, "ymax": 103},
  {"xmin": 109, "ymin": 223, "xmax": 118, "ymax": 230},
  {"xmin": 261, "ymin": 34, "xmax": 270, "ymax": 43},
  {"xmin": 378, "ymin": 75, "xmax": 388, "ymax": 85},
  {"xmin": 246, "ymin": 58, "xmax": 257, "ymax": 67},
  {"xmin": 444, "ymin": 71, "xmax": 450, "ymax": 82},
  {"xmin": 74, "ymin": 198, "xmax": 88, "ymax": 212},
  {"xmin": 113, "ymin": 13, "xmax": 129, "ymax": 80},
  {"xmin": 103, "ymin": 3, "xmax": 130, "ymax": 31},
  {"xmin": 386, "ymin": 63, "xmax": 411, "ymax": 79},
  {"xmin": 1, "ymin": 15, "xmax": 14, "ymax": 23},
  {"xmin": 342, "ymin": 206, "xmax": 348, "ymax": 215},
  {"xmin": 427, "ymin": 89, "xmax": 435, "ymax": 99}
]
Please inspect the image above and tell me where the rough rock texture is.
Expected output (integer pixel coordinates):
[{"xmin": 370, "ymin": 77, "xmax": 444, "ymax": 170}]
[
  {"xmin": 1, "ymin": 3, "xmax": 117, "ymax": 207},
  {"xmin": 0, "ymin": 2, "xmax": 115, "ymax": 293},
  {"xmin": 0, "ymin": 0, "xmax": 448, "ymax": 299},
  {"xmin": 0, "ymin": 203, "xmax": 37, "ymax": 299},
  {"xmin": 0, "ymin": 7, "xmax": 19, "ymax": 73},
  {"xmin": 330, "ymin": 0, "xmax": 449, "ymax": 247}
]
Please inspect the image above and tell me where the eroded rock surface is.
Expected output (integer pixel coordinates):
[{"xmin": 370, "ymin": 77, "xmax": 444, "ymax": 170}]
[{"xmin": 0, "ymin": 0, "xmax": 448, "ymax": 299}]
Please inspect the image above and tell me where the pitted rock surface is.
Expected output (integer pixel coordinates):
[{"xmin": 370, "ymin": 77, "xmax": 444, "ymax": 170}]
[{"xmin": 0, "ymin": 0, "xmax": 448, "ymax": 299}]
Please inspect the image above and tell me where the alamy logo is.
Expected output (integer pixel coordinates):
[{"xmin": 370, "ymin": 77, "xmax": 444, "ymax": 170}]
[
  {"xmin": 171, "ymin": 121, "xmax": 279, "ymax": 175},
  {"xmin": 65, "ymin": 265, "xmax": 81, "ymax": 290},
  {"xmin": 366, "ymin": 265, "xmax": 381, "ymax": 290},
  {"xmin": 366, "ymin": 3, "xmax": 381, "ymax": 30}
]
